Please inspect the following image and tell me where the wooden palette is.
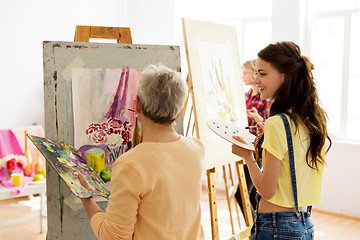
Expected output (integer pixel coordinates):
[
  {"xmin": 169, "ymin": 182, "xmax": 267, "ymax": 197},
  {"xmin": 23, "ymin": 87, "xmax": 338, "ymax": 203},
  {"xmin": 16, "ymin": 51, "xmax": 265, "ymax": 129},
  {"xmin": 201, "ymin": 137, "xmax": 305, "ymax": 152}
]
[
  {"xmin": 206, "ymin": 120, "xmax": 256, "ymax": 151},
  {"xmin": 27, "ymin": 134, "xmax": 110, "ymax": 199}
]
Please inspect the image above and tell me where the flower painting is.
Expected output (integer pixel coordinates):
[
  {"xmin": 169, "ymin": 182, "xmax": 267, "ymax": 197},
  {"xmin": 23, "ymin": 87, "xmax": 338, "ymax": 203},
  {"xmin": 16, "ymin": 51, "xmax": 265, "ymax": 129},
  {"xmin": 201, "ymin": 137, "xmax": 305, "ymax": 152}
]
[{"xmin": 72, "ymin": 67, "xmax": 142, "ymax": 181}]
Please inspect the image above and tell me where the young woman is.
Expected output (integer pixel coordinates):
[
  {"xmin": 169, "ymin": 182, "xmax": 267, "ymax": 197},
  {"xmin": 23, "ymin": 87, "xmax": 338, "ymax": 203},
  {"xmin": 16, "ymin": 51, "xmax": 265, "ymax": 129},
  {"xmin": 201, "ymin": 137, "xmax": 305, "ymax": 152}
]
[
  {"xmin": 78, "ymin": 65, "xmax": 205, "ymax": 240},
  {"xmin": 232, "ymin": 41, "xmax": 331, "ymax": 239}
]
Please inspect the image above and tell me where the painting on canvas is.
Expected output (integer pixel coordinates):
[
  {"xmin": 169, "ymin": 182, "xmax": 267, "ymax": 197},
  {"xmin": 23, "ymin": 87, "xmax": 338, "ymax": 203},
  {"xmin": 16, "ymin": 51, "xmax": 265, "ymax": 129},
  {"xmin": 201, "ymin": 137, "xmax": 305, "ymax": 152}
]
[
  {"xmin": 72, "ymin": 67, "xmax": 142, "ymax": 182},
  {"xmin": 182, "ymin": 18, "xmax": 247, "ymax": 169}
]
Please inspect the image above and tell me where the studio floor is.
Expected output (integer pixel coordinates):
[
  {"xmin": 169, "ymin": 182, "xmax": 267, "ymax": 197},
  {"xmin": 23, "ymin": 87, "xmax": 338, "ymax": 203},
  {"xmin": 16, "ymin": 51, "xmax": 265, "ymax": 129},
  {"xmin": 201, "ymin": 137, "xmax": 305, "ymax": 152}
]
[{"xmin": 1, "ymin": 189, "xmax": 360, "ymax": 240}]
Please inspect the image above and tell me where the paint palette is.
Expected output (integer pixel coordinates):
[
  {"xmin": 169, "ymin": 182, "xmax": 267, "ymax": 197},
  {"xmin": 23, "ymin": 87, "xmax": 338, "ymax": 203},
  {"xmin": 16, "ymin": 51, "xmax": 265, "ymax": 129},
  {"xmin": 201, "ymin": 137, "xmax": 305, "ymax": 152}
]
[
  {"xmin": 206, "ymin": 120, "xmax": 256, "ymax": 151},
  {"xmin": 27, "ymin": 134, "xmax": 110, "ymax": 199}
]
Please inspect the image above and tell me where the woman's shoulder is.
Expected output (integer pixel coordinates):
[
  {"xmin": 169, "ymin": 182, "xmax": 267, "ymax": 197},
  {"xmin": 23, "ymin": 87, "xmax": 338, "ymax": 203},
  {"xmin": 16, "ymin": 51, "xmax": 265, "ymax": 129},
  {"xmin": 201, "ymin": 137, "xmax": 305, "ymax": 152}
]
[
  {"xmin": 185, "ymin": 136, "xmax": 203, "ymax": 145},
  {"xmin": 266, "ymin": 114, "xmax": 285, "ymax": 126},
  {"xmin": 264, "ymin": 115, "xmax": 290, "ymax": 137},
  {"xmin": 114, "ymin": 145, "xmax": 147, "ymax": 164}
]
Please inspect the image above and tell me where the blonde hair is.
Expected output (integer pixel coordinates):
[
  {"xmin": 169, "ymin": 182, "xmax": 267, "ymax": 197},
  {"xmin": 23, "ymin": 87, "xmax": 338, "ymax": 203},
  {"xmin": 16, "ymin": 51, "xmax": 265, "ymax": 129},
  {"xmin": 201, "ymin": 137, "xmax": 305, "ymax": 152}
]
[{"xmin": 243, "ymin": 60, "xmax": 256, "ymax": 81}]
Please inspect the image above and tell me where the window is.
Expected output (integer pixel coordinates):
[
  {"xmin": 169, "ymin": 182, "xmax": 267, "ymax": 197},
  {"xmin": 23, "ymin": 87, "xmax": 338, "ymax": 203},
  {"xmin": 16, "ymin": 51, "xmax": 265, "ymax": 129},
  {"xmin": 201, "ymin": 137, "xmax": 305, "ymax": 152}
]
[
  {"xmin": 215, "ymin": 0, "xmax": 272, "ymax": 62},
  {"xmin": 217, "ymin": 18, "xmax": 271, "ymax": 62},
  {"xmin": 309, "ymin": 15, "xmax": 344, "ymax": 136},
  {"xmin": 347, "ymin": 11, "xmax": 360, "ymax": 139},
  {"xmin": 174, "ymin": 0, "xmax": 272, "ymax": 65},
  {"xmin": 307, "ymin": 0, "xmax": 360, "ymax": 141}
]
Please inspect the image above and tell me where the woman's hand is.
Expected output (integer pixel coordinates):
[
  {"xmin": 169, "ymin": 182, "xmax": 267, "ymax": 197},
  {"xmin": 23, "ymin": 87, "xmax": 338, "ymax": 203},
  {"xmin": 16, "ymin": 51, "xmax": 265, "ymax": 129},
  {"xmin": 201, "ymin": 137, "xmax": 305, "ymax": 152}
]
[
  {"xmin": 256, "ymin": 122, "xmax": 265, "ymax": 136},
  {"xmin": 78, "ymin": 173, "xmax": 90, "ymax": 191},
  {"xmin": 231, "ymin": 136, "xmax": 254, "ymax": 163},
  {"xmin": 247, "ymin": 107, "xmax": 258, "ymax": 118},
  {"xmin": 247, "ymin": 107, "xmax": 264, "ymax": 123}
]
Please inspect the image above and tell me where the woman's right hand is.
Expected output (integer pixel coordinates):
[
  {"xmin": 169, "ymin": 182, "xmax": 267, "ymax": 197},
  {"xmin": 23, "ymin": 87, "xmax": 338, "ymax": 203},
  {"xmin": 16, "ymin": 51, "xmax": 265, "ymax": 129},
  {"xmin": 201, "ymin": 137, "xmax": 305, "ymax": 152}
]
[{"xmin": 256, "ymin": 122, "xmax": 265, "ymax": 135}]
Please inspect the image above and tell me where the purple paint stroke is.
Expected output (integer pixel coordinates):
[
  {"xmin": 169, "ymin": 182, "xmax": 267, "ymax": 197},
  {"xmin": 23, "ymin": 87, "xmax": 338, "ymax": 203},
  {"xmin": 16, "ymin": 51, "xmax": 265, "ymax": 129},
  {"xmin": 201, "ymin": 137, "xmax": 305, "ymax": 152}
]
[
  {"xmin": 122, "ymin": 67, "xmax": 130, "ymax": 113},
  {"xmin": 105, "ymin": 67, "xmax": 130, "ymax": 119},
  {"xmin": 115, "ymin": 67, "xmax": 130, "ymax": 119},
  {"xmin": 105, "ymin": 68, "xmax": 125, "ymax": 119}
]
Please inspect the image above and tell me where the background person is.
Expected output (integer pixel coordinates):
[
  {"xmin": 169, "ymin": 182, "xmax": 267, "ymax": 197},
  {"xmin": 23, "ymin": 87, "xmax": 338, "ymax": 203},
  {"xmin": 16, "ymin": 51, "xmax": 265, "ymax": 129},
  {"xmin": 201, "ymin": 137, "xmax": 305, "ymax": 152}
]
[{"xmin": 242, "ymin": 60, "xmax": 270, "ymax": 135}]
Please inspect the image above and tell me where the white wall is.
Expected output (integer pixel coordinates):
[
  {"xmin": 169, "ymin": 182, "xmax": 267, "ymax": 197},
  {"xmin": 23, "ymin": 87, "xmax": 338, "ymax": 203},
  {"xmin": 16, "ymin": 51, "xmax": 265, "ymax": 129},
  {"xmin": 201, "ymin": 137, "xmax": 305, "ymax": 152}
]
[
  {"xmin": 127, "ymin": 0, "xmax": 175, "ymax": 45},
  {"xmin": 0, "ymin": 0, "xmax": 128, "ymax": 129},
  {"xmin": 318, "ymin": 142, "xmax": 360, "ymax": 217}
]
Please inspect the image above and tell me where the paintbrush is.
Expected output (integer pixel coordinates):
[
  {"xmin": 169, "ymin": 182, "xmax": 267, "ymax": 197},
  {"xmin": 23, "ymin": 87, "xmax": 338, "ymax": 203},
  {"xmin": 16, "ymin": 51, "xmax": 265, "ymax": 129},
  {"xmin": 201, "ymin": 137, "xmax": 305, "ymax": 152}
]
[{"xmin": 245, "ymin": 125, "xmax": 257, "ymax": 130}]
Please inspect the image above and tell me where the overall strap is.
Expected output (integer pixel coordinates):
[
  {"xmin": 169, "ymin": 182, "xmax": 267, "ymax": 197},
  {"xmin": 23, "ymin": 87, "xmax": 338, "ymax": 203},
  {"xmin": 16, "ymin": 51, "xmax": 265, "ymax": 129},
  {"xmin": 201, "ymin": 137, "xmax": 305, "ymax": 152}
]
[{"xmin": 279, "ymin": 113, "xmax": 300, "ymax": 217}]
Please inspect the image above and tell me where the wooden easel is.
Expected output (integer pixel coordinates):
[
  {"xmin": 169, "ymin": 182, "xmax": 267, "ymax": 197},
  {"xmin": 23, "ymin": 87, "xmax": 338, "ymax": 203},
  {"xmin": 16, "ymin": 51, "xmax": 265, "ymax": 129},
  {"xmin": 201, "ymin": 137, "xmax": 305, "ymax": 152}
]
[
  {"xmin": 183, "ymin": 63, "xmax": 253, "ymax": 240},
  {"xmin": 46, "ymin": 25, "xmax": 132, "ymax": 240},
  {"xmin": 74, "ymin": 25, "xmax": 132, "ymax": 43}
]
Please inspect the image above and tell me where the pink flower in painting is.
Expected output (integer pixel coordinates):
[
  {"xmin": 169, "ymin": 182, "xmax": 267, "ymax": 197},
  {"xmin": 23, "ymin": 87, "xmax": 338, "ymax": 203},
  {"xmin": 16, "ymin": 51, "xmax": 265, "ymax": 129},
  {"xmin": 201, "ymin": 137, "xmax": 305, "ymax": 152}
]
[
  {"xmin": 86, "ymin": 123, "xmax": 101, "ymax": 134},
  {"xmin": 101, "ymin": 122, "xmax": 108, "ymax": 130},
  {"xmin": 91, "ymin": 129, "xmax": 107, "ymax": 144},
  {"xmin": 86, "ymin": 118, "xmax": 132, "ymax": 145},
  {"xmin": 108, "ymin": 118, "xmax": 131, "ymax": 145},
  {"xmin": 6, "ymin": 158, "xmax": 17, "ymax": 171}
]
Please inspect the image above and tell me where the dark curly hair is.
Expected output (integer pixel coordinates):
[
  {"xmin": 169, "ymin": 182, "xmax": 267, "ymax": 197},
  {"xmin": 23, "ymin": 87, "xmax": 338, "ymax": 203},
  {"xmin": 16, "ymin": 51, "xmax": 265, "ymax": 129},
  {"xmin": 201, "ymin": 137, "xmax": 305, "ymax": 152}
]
[{"xmin": 254, "ymin": 41, "xmax": 331, "ymax": 170}]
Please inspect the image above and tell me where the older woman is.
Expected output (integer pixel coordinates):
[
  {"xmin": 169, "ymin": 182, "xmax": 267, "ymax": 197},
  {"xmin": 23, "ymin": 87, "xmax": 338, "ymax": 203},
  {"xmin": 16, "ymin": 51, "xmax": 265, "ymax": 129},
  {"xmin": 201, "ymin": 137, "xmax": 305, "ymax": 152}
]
[{"xmin": 78, "ymin": 65, "xmax": 205, "ymax": 240}]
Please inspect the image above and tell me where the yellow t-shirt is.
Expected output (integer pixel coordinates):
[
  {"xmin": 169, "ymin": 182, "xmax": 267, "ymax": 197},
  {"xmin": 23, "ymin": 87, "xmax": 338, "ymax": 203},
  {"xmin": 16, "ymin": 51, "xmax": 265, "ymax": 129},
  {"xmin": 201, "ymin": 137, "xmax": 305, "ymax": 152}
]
[
  {"xmin": 90, "ymin": 136, "xmax": 205, "ymax": 240},
  {"xmin": 261, "ymin": 114, "xmax": 325, "ymax": 208}
]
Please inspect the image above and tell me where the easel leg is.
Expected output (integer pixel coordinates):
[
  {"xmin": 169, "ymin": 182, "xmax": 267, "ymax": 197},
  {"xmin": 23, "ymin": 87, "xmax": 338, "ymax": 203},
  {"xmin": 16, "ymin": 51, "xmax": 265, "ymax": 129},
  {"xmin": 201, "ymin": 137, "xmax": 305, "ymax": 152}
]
[
  {"xmin": 222, "ymin": 165, "xmax": 235, "ymax": 234},
  {"xmin": 235, "ymin": 160, "xmax": 254, "ymax": 228},
  {"xmin": 207, "ymin": 168, "xmax": 219, "ymax": 240},
  {"xmin": 228, "ymin": 163, "xmax": 242, "ymax": 229}
]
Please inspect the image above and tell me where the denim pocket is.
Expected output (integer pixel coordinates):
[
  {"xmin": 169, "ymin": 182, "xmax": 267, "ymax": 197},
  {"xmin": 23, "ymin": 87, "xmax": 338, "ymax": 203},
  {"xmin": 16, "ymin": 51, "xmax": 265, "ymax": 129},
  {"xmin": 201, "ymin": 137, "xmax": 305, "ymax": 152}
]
[{"xmin": 274, "ymin": 234, "xmax": 303, "ymax": 239}]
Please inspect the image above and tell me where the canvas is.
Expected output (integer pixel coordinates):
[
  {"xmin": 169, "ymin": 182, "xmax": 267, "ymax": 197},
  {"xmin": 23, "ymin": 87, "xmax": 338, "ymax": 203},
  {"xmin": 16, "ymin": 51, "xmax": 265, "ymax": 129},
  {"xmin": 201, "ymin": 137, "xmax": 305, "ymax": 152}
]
[
  {"xmin": 182, "ymin": 18, "xmax": 248, "ymax": 169},
  {"xmin": 43, "ymin": 41, "xmax": 181, "ymax": 239}
]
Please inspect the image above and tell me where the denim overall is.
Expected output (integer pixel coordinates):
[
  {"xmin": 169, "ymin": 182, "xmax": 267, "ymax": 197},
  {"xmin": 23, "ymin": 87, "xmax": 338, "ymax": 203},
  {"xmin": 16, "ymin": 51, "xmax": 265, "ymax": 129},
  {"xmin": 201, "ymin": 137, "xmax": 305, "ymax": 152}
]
[{"xmin": 251, "ymin": 114, "xmax": 315, "ymax": 239}]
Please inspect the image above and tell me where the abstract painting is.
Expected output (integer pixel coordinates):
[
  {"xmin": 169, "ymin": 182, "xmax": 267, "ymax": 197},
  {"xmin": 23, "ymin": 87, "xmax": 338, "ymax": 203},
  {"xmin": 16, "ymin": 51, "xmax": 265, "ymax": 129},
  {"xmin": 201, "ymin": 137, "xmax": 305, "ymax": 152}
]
[{"xmin": 183, "ymin": 18, "xmax": 248, "ymax": 169}]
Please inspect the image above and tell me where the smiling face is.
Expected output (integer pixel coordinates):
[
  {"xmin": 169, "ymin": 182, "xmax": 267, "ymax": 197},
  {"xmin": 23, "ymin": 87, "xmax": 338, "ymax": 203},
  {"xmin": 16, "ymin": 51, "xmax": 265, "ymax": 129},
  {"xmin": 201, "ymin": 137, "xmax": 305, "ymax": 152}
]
[{"xmin": 254, "ymin": 57, "xmax": 285, "ymax": 99}]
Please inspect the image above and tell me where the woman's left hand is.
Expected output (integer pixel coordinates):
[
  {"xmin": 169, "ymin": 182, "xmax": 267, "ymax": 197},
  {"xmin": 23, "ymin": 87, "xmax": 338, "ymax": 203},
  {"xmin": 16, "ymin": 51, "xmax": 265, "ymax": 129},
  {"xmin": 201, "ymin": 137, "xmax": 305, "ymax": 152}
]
[
  {"xmin": 78, "ymin": 173, "xmax": 90, "ymax": 191},
  {"xmin": 231, "ymin": 136, "xmax": 253, "ymax": 162}
]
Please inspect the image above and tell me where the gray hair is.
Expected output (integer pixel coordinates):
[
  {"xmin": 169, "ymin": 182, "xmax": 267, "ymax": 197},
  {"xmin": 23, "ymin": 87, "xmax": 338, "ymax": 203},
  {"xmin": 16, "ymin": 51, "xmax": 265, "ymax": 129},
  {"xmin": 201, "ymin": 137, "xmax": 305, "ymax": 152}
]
[{"xmin": 137, "ymin": 64, "xmax": 188, "ymax": 124}]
